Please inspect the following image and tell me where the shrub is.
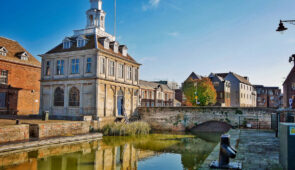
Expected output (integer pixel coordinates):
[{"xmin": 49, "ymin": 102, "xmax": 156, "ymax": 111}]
[{"xmin": 102, "ymin": 121, "xmax": 151, "ymax": 136}]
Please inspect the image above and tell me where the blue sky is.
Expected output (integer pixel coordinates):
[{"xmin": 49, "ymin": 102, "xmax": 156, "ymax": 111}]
[{"xmin": 2, "ymin": 0, "xmax": 295, "ymax": 89}]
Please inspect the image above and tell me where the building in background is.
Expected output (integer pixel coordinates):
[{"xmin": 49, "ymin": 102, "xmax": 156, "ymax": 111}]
[
  {"xmin": 139, "ymin": 80, "xmax": 174, "ymax": 107},
  {"xmin": 254, "ymin": 85, "xmax": 281, "ymax": 108},
  {"xmin": 215, "ymin": 72, "xmax": 256, "ymax": 107},
  {"xmin": 153, "ymin": 80, "xmax": 179, "ymax": 90},
  {"xmin": 283, "ymin": 56, "xmax": 295, "ymax": 108},
  {"xmin": 177, "ymin": 72, "xmax": 203, "ymax": 106},
  {"xmin": 209, "ymin": 73, "xmax": 231, "ymax": 107},
  {"xmin": 0, "ymin": 37, "xmax": 41, "ymax": 115},
  {"xmin": 40, "ymin": 0, "xmax": 140, "ymax": 123}
]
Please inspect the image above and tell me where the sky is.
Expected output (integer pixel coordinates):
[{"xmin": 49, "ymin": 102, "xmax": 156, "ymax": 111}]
[{"xmin": 2, "ymin": 0, "xmax": 295, "ymax": 89}]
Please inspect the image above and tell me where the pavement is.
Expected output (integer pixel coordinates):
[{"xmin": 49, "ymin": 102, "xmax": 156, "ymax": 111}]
[{"xmin": 199, "ymin": 129, "xmax": 282, "ymax": 170}]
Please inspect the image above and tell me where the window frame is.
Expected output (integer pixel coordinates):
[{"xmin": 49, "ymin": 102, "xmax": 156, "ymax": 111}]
[
  {"xmin": 0, "ymin": 70, "xmax": 8, "ymax": 84},
  {"xmin": 56, "ymin": 60, "xmax": 64, "ymax": 75},
  {"xmin": 108, "ymin": 60, "xmax": 115, "ymax": 76},
  {"xmin": 54, "ymin": 87, "xmax": 64, "ymax": 107},
  {"xmin": 69, "ymin": 87, "xmax": 80, "ymax": 107},
  {"xmin": 71, "ymin": 58, "xmax": 80, "ymax": 74},
  {"xmin": 86, "ymin": 57, "xmax": 92, "ymax": 73}
]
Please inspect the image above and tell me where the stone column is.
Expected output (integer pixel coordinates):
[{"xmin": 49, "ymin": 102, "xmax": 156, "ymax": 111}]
[
  {"xmin": 114, "ymin": 86, "xmax": 118, "ymax": 117},
  {"xmin": 131, "ymin": 88, "xmax": 134, "ymax": 114},
  {"xmin": 80, "ymin": 83, "xmax": 84, "ymax": 114},
  {"xmin": 64, "ymin": 84, "xmax": 68, "ymax": 114},
  {"xmin": 49, "ymin": 85, "xmax": 53, "ymax": 114},
  {"xmin": 104, "ymin": 84, "xmax": 107, "ymax": 117},
  {"xmin": 95, "ymin": 80, "xmax": 99, "ymax": 119}
]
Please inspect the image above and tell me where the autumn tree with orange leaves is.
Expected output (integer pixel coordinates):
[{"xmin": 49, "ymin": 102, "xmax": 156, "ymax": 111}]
[{"xmin": 196, "ymin": 78, "xmax": 217, "ymax": 106}]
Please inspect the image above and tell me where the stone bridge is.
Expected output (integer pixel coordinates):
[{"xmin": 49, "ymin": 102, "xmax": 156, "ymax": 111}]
[{"xmin": 135, "ymin": 107, "xmax": 277, "ymax": 131}]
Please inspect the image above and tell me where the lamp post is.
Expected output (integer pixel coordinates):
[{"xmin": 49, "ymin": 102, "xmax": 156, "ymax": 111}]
[{"xmin": 276, "ymin": 20, "xmax": 295, "ymax": 32}]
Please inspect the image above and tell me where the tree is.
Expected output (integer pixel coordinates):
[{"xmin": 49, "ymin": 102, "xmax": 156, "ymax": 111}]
[
  {"xmin": 196, "ymin": 78, "xmax": 217, "ymax": 106},
  {"xmin": 182, "ymin": 78, "xmax": 197, "ymax": 106}
]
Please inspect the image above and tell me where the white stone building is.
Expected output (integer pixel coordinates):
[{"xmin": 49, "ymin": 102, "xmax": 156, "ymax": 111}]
[
  {"xmin": 40, "ymin": 0, "xmax": 140, "ymax": 124},
  {"xmin": 216, "ymin": 72, "xmax": 257, "ymax": 107}
]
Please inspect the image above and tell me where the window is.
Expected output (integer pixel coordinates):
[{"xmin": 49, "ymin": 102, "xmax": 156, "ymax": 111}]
[
  {"xmin": 108, "ymin": 60, "xmax": 115, "ymax": 76},
  {"xmin": 63, "ymin": 41, "xmax": 71, "ymax": 49},
  {"xmin": 54, "ymin": 87, "xmax": 64, "ymax": 106},
  {"xmin": 77, "ymin": 39, "xmax": 86, "ymax": 48},
  {"xmin": 0, "ymin": 47, "xmax": 7, "ymax": 56},
  {"xmin": 69, "ymin": 87, "xmax": 80, "ymax": 107},
  {"xmin": 45, "ymin": 61, "xmax": 50, "ymax": 76},
  {"xmin": 0, "ymin": 70, "xmax": 8, "ymax": 84},
  {"xmin": 0, "ymin": 93, "xmax": 6, "ymax": 108},
  {"xmin": 142, "ymin": 91, "xmax": 145, "ymax": 99},
  {"xmin": 71, "ymin": 59, "xmax": 80, "ymax": 74},
  {"xmin": 86, "ymin": 58, "xmax": 92, "ymax": 73},
  {"xmin": 127, "ymin": 66, "xmax": 132, "ymax": 80},
  {"xmin": 220, "ymin": 93, "xmax": 223, "ymax": 98},
  {"xmin": 118, "ymin": 64, "xmax": 124, "ymax": 78},
  {"xmin": 135, "ymin": 69, "xmax": 138, "ymax": 81},
  {"xmin": 213, "ymin": 82, "xmax": 219, "ymax": 87},
  {"xmin": 100, "ymin": 58, "xmax": 106, "ymax": 74},
  {"xmin": 56, "ymin": 60, "xmax": 64, "ymax": 75}
]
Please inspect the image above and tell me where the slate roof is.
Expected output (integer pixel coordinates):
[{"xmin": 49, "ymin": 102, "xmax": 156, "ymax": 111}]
[
  {"xmin": 185, "ymin": 72, "xmax": 203, "ymax": 82},
  {"xmin": 0, "ymin": 37, "xmax": 41, "ymax": 67},
  {"xmin": 46, "ymin": 34, "xmax": 139, "ymax": 65},
  {"xmin": 139, "ymin": 80, "xmax": 173, "ymax": 92},
  {"xmin": 215, "ymin": 72, "xmax": 251, "ymax": 85}
]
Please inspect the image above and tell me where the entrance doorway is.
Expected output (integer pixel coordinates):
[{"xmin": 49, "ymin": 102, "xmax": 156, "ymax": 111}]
[{"xmin": 117, "ymin": 90, "xmax": 124, "ymax": 116}]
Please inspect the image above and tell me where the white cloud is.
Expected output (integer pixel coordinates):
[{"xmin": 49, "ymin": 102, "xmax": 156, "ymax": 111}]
[
  {"xmin": 167, "ymin": 32, "xmax": 179, "ymax": 37},
  {"xmin": 142, "ymin": 0, "xmax": 161, "ymax": 11}
]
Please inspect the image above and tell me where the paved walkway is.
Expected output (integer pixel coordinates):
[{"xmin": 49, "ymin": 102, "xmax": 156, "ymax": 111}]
[
  {"xmin": 200, "ymin": 129, "xmax": 282, "ymax": 170},
  {"xmin": 236, "ymin": 130, "xmax": 281, "ymax": 170}
]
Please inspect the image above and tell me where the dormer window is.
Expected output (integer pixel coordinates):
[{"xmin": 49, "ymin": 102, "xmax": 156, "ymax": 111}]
[
  {"xmin": 63, "ymin": 41, "xmax": 71, "ymax": 49},
  {"xmin": 76, "ymin": 36, "xmax": 87, "ymax": 48},
  {"xmin": 0, "ymin": 47, "xmax": 8, "ymax": 56},
  {"xmin": 77, "ymin": 39, "xmax": 86, "ymax": 48},
  {"xmin": 119, "ymin": 45, "xmax": 128, "ymax": 57},
  {"xmin": 17, "ymin": 52, "xmax": 29, "ymax": 61},
  {"xmin": 110, "ymin": 41, "xmax": 119, "ymax": 53},
  {"xmin": 98, "ymin": 37, "xmax": 110, "ymax": 49},
  {"xmin": 63, "ymin": 37, "xmax": 72, "ymax": 49}
]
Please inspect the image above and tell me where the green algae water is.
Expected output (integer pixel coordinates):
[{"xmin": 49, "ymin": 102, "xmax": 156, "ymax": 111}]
[{"xmin": 0, "ymin": 133, "xmax": 220, "ymax": 170}]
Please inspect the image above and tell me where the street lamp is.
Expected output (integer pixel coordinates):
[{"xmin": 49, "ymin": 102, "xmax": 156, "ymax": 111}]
[{"xmin": 276, "ymin": 20, "xmax": 295, "ymax": 32}]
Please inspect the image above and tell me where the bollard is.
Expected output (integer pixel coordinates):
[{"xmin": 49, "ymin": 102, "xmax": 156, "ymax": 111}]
[
  {"xmin": 16, "ymin": 120, "xmax": 20, "ymax": 125},
  {"xmin": 210, "ymin": 134, "xmax": 242, "ymax": 170},
  {"xmin": 42, "ymin": 111, "xmax": 49, "ymax": 121}
]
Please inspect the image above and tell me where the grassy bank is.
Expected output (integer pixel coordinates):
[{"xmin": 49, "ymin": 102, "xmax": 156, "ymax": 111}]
[{"xmin": 102, "ymin": 121, "xmax": 151, "ymax": 136}]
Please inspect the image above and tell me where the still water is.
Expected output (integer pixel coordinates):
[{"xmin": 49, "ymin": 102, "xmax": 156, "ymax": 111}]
[{"xmin": 0, "ymin": 133, "xmax": 220, "ymax": 170}]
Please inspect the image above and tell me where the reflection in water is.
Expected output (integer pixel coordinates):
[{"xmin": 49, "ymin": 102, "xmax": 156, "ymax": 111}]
[{"xmin": 0, "ymin": 133, "xmax": 220, "ymax": 170}]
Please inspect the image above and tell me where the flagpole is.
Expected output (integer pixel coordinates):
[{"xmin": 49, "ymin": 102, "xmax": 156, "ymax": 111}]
[{"xmin": 114, "ymin": 0, "xmax": 117, "ymax": 39}]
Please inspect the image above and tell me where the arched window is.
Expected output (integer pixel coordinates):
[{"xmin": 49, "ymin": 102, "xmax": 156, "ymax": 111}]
[
  {"xmin": 54, "ymin": 87, "xmax": 64, "ymax": 106},
  {"xmin": 69, "ymin": 87, "xmax": 80, "ymax": 107}
]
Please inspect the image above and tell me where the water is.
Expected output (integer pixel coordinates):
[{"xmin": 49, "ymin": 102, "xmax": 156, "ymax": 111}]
[{"xmin": 0, "ymin": 133, "xmax": 221, "ymax": 170}]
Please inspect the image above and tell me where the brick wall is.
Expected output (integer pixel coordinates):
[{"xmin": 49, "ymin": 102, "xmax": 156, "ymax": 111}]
[
  {"xmin": 136, "ymin": 107, "xmax": 275, "ymax": 131},
  {"xmin": 0, "ymin": 124, "xmax": 29, "ymax": 144},
  {"xmin": 0, "ymin": 60, "xmax": 41, "ymax": 115},
  {"xmin": 29, "ymin": 121, "xmax": 90, "ymax": 139}
]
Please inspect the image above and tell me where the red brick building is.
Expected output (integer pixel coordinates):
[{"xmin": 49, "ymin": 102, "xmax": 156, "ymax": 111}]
[
  {"xmin": 0, "ymin": 37, "xmax": 41, "ymax": 115},
  {"xmin": 254, "ymin": 85, "xmax": 281, "ymax": 108}
]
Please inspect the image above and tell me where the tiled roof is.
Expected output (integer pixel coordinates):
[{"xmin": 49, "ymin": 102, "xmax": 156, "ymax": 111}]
[
  {"xmin": 231, "ymin": 72, "xmax": 251, "ymax": 85},
  {"xmin": 139, "ymin": 80, "xmax": 173, "ymax": 92},
  {"xmin": 0, "ymin": 37, "xmax": 41, "ymax": 67},
  {"xmin": 46, "ymin": 34, "xmax": 139, "ymax": 65}
]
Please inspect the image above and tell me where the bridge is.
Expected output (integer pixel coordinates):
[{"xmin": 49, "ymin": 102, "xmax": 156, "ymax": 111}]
[{"xmin": 134, "ymin": 107, "xmax": 277, "ymax": 132}]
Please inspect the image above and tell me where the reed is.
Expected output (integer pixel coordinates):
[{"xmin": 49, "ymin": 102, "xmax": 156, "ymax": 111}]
[{"xmin": 102, "ymin": 121, "xmax": 151, "ymax": 136}]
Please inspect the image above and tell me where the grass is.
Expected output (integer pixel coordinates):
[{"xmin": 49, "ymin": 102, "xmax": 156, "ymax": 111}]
[{"xmin": 101, "ymin": 121, "xmax": 151, "ymax": 136}]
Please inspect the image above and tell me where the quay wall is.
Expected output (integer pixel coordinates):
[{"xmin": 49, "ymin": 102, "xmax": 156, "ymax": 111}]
[
  {"xmin": 30, "ymin": 121, "xmax": 90, "ymax": 138},
  {"xmin": 0, "ymin": 125, "xmax": 29, "ymax": 144},
  {"xmin": 136, "ymin": 107, "xmax": 276, "ymax": 131}
]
